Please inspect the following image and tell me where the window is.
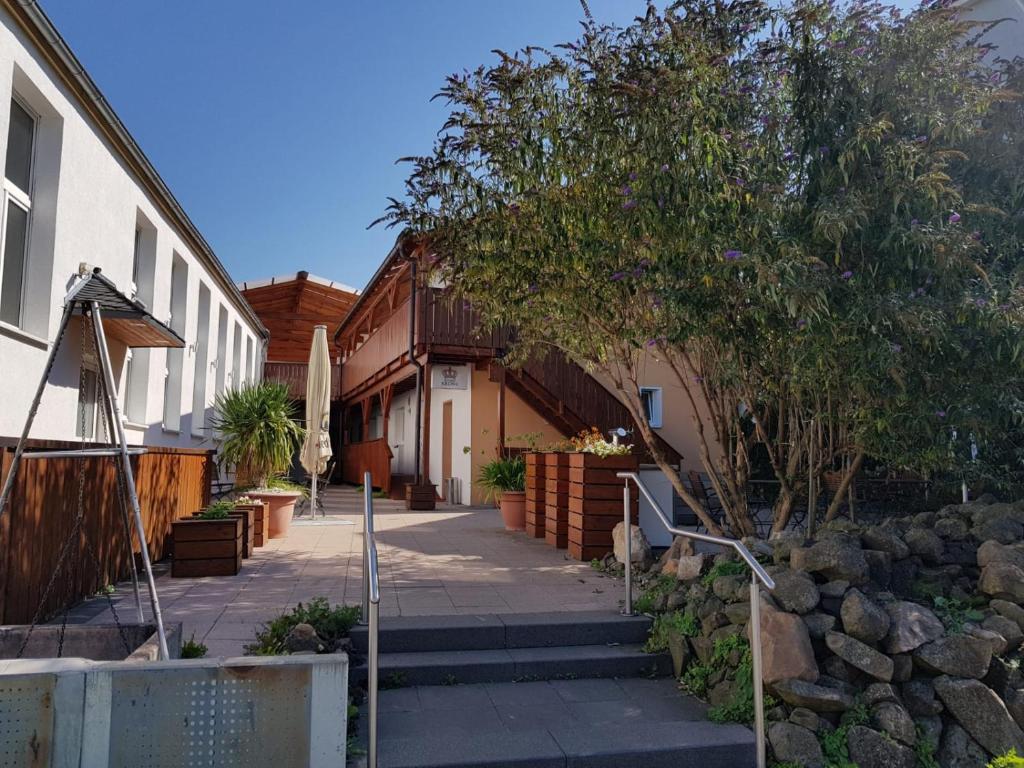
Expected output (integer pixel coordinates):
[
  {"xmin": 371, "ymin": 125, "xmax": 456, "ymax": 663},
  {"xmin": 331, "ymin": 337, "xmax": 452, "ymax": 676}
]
[
  {"xmin": 245, "ymin": 336, "xmax": 254, "ymax": 384},
  {"xmin": 215, "ymin": 305, "xmax": 228, "ymax": 394},
  {"xmin": 191, "ymin": 283, "xmax": 211, "ymax": 436},
  {"xmin": 124, "ymin": 216, "xmax": 156, "ymax": 423},
  {"xmin": 0, "ymin": 98, "xmax": 35, "ymax": 327},
  {"xmin": 639, "ymin": 386, "xmax": 663, "ymax": 429},
  {"xmin": 76, "ymin": 367, "xmax": 98, "ymax": 439},
  {"xmin": 231, "ymin": 321, "xmax": 241, "ymax": 389},
  {"xmin": 163, "ymin": 254, "xmax": 187, "ymax": 431}
]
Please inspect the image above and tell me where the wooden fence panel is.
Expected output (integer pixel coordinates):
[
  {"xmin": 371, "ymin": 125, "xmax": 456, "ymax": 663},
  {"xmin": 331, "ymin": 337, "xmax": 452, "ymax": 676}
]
[{"xmin": 0, "ymin": 442, "xmax": 214, "ymax": 624}]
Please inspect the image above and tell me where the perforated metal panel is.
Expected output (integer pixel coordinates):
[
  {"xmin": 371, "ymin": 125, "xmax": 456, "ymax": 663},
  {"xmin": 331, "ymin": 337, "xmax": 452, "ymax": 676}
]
[
  {"xmin": 107, "ymin": 665, "xmax": 312, "ymax": 768},
  {"xmin": 0, "ymin": 675, "xmax": 54, "ymax": 768}
]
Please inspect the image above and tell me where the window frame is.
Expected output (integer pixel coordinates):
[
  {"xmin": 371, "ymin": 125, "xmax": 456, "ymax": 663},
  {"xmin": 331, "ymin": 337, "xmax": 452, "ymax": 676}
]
[
  {"xmin": 639, "ymin": 386, "xmax": 663, "ymax": 429},
  {"xmin": 0, "ymin": 95, "xmax": 37, "ymax": 329}
]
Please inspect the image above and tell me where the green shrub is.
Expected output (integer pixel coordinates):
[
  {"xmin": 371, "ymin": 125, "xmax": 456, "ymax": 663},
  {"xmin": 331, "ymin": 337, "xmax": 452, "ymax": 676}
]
[
  {"xmin": 702, "ymin": 559, "xmax": 746, "ymax": 587},
  {"xmin": 197, "ymin": 500, "xmax": 235, "ymax": 520},
  {"xmin": 477, "ymin": 455, "xmax": 526, "ymax": 500},
  {"xmin": 705, "ymin": 636, "xmax": 777, "ymax": 724},
  {"xmin": 634, "ymin": 574, "xmax": 678, "ymax": 614},
  {"xmin": 932, "ymin": 596, "xmax": 984, "ymax": 635},
  {"xmin": 819, "ymin": 703, "xmax": 869, "ymax": 768},
  {"xmin": 643, "ymin": 610, "xmax": 698, "ymax": 653},
  {"xmin": 989, "ymin": 749, "xmax": 1024, "ymax": 768},
  {"xmin": 180, "ymin": 634, "xmax": 208, "ymax": 658},
  {"xmin": 246, "ymin": 598, "xmax": 360, "ymax": 656}
]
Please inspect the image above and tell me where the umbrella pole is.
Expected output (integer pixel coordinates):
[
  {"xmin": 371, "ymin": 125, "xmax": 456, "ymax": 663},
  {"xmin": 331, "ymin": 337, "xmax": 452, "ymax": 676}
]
[{"xmin": 312, "ymin": 471, "xmax": 318, "ymax": 517}]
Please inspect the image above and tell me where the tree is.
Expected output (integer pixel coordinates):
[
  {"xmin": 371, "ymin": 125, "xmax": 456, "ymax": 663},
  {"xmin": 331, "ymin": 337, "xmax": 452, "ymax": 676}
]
[{"xmin": 380, "ymin": 0, "xmax": 1024, "ymax": 535}]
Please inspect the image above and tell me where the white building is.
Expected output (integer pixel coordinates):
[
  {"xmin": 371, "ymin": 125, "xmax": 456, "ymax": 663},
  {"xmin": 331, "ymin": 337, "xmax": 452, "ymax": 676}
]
[{"xmin": 0, "ymin": 0, "xmax": 266, "ymax": 448}]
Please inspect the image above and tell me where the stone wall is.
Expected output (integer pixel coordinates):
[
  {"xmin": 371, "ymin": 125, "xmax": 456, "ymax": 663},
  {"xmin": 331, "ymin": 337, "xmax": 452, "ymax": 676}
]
[{"xmin": 624, "ymin": 499, "xmax": 1024, "ymax": 767}]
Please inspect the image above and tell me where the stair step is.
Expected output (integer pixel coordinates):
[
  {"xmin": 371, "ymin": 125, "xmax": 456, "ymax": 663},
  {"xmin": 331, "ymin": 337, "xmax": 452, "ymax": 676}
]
[
  {"xmin": 350, "ymin": 611, "xmax": 652, "ymax": 653},
  {"xmin": 353, "ymin": 643, "xmax": 670, "ymax": 686},
  {"xmin": 351, "ymin": 679, "xmax": 754, "ymax": 768}
]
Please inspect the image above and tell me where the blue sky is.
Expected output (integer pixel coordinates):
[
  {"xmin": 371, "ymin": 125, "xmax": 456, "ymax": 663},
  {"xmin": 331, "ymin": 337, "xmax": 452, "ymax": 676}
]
[{"xmin": 41, "ymin": 1, "xmax": 641, "ymax": 291}]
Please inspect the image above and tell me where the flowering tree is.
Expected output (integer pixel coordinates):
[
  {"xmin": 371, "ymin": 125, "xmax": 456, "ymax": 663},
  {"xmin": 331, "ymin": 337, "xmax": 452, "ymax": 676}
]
[{"xmin": 380, "ymin": 0, "xmax": 1024, "ymax": 535}]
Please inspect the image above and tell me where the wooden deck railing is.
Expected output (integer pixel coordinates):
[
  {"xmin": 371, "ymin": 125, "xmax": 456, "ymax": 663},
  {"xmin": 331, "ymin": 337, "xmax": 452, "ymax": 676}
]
[
  {"xmin": 419, "ymin": 288, "xmax": 510, "ymax": 351},
  {"xmin": 0, "ymin": 441, "xmax": 214, "ymax": 624},
  {"xmin": 264, "ymin": 361, "xmax": 341, "ymax": 400},
  {"xmin": 341, "ymin": 439, "xmax": 393, "ymax": 493}
]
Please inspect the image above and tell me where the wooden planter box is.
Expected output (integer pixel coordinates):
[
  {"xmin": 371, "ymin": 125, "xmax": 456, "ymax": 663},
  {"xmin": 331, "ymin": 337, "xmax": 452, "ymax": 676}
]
[
  {"xmin": 172, "ymin": 515, "xmax": 243, "ymax": 577},
  {"xmin": 525, "ymin": 453, "xmax": 547, "ymax": 539},
  {"xmin": 406, "ymin": 483, "xmax": 437, "ymax": 511},
  {"xmin": 193, "ymin": 507, "xmax": 255, "ymax": 558},
  {"xmin": 544, "ymin": 453, "xmax": 571, "ymax": 549},
  {"xmin": 567, "ymin": 453, "xmax": 639, "ymax": 561},
  {"xmin": 235, "ymin": 502, "xmax": 269, "ymax": 547}
]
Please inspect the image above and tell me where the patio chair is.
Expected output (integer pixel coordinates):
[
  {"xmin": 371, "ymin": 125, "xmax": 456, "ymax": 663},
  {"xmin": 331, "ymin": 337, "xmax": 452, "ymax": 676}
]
[{"xmin": 687, "ymin": 470, "xmax": 726, "ymax": 535}]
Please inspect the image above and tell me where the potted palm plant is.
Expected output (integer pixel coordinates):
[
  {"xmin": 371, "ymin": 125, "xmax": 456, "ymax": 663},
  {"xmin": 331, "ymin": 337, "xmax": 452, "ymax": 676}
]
[
  {"xmin": 479, "ymin": 455, "xmax": 527, "ymax": 531},
  {"xmin": 211, "ymin": 382, "xmax": 305, "ymax": 538}
]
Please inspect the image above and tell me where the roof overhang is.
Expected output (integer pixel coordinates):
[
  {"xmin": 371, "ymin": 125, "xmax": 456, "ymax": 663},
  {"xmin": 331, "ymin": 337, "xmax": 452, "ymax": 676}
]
[{"xmin": 66, "ymin": 269, "xmax": 184, "ymax": 348}]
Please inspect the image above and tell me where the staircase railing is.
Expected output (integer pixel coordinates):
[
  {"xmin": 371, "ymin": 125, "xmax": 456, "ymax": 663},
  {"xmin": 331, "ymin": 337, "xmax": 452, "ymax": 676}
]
[
  {"xmin": 360, "ymin": 472, "xmax": 381, "ymax": 768},
  {"xmin": 617, "ymin": 471, "xmax": 775, "ymax": 768}
]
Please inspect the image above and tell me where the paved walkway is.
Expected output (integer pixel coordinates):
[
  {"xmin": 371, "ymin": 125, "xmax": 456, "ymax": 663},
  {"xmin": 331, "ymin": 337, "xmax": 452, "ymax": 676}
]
[{"xmin": 67, "ymin": 487, "xmax": 625, "ymax": 657}]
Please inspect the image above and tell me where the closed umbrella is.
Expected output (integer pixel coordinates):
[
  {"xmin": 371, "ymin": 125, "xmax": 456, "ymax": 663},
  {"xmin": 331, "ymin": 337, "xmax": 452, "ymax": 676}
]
[{"xmin": 301, "ymin": 325, "xmax": 333, "ymax": 517}]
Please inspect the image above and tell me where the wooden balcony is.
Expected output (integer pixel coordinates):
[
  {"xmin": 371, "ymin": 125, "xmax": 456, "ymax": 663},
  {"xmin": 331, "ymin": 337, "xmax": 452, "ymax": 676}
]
[
  {"xmin": 419, "ymin": 288, "xmax": 510, "ymax": 353},
  {"xmin": 264, "ymin": 361, "xmax": 340, "ymax": 401},
  {"xmin": 340, "ymin": 302, "xmax": 412, "ymax": 398}
]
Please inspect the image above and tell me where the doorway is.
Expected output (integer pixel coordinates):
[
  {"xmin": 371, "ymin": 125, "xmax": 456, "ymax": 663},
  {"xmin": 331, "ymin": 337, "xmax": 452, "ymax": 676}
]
[{"xmin": 441, "ymin": 400, "xmax": 452, "ymax": 499}]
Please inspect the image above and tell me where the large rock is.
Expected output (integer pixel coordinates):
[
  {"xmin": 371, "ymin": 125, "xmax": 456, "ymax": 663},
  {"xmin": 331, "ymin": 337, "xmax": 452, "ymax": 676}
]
[
  {"xmin": 974, "ymin": 516, "xmax": 1024, "ymax": 545},
  {"xmin": 791, "ymin": 536, "xmax": 869, "ymax": 585},
  {"xmin": 984, "ymin": 615, "xmax": 1024, "ymax": 653},
  {"xmin": 914, "ymin": 635, "xmax": 992, "ymax": 679},
  {"xmin": 935, "ymin": 517, "xmax": 969, "ymax": 541},
  {"xmin": 934, "ymin": 675, "xmax": 1024, "ymax": 757},
  {"xmin": 980, "ymin": 562, "xmax": 1024, "ymax": 604},
  {"xmin": 771, "ymin": 569, "xmax": 820, "ymax": 615},
  {"xmin": 773, "ymin": 678, "xmax": 855, "ymax": 712},
  {"xmin": 884, "ymin": 601, "xmax": 945, "ymax": 654},
  {"xmin": 991, "ymin": 599, "xmax": 1024, "ymax": 633},
  {"xmin": 768, "ymin": 722, "xmax": 823, "ymax": 768},
  {"xmin": 676, "ymin": 553, "xmax": 706, "ymax": 581},
  {"xmin": 826, "ymin": 631, "xmax": 894, "ymax": 681},
  {"xmin": 284, "ymin": 622, "xmax": 322, "ymax": 653},
  {"xmin": 872, "ymin": 701, "xmax": 917, "ymax": 746},
  {"xmin": 938, "ymin": 722, "xmax": 989, "ymax": 768},
  {"xmin": 846, "ymin": 725, "xmax": 916, "ymax": 768},
  {"xmin": 903, "ymin": 678, "xmax": 943, "ymax": 716},
  {"xmin": 861, "ymin": 527, "xmax": 910, "ymax": 560},
  {"xmin": 755, "ymin": 598, "xmax": 818, "ymax": 686},
  {"xmin": 978, "ymin": 540, "xmax": 1024, "ymax": 569},
  {"xmin": 863, "ymin": 549, "xmax": 893, "ymax": 588},
  {"xmin": 841, "ymin": 589, "xmax": 890, "ymax": 644},
  {"xmin": 803, "ymin": 612, "xmax": 836, "ymax": 640},
  {"xmin": 770, "ymin": 531, "xmax": 806, "ymax": 563},
  {"xmin": 904, "ymin": 527, "xmax": 945, "ymax": 564},
  {"xmin": 613, "ymin": 522, "xmax": 651, "ymax": 566}
]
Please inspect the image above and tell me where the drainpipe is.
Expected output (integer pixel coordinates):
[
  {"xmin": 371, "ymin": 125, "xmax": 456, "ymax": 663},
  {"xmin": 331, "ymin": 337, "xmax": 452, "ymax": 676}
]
[{"xmin": 409, "ymin": 260, "xmax": 424, "ymax": 486}]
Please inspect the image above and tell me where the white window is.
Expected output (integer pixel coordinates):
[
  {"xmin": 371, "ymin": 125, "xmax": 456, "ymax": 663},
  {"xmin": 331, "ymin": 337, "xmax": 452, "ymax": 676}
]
[
  {"xmin": 125, "ymin": 216, "xmax": 156, "ymax": 423},
  {"xmin": 215, "ymin": 305, "xmax": 228, "ymax": 395},
  {"xmin": 0, "ymin": 97, "xmax": 35, "ymax": 328},
  {"xmin": 640, "ymin": 386, "xmax": 663, "ymax": 429},
  {"xmin": 231, "ymin": 321, "xmax": 241, "ymax": 389},
  {"xmin": 163, "ymin": 254, "xmax": 187, "ymax": 431},
  {"xmin": 191, "ymin": 283, "xmax": 211, "ymax": 436},
  {"xmin": 245, "ymin": 336, "xmax": 254, "ymax": 384}
]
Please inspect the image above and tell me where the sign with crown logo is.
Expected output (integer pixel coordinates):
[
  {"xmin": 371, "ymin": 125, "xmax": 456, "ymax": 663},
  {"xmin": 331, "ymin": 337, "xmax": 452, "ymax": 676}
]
[{"xmin": 431, "ymin": 363, "xmax": 468, "ymax": 390}]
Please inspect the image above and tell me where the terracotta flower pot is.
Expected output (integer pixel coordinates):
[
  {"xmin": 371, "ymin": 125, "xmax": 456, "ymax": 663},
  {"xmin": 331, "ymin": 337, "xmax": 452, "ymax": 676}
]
[
  {"xmin": 499, "ymin": 490, "xmax": 527, "ymax": 531},
  {"xmin": 248, "ymin": 491, "xmax": 302, "ymax": 538}
]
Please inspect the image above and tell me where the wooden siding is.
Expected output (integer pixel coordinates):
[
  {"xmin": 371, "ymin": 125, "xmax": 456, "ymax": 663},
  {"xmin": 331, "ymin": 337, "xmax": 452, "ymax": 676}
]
[
  {"xmin": 420, "ymin": 288, "xmax": 509, "ymax": 351},
  {"xmin": 341, "ymin": 301, "xmax": 412, "ymax": 397},
  {"xmin": 0, "ymin": 442, "xmax": 213, "ymax": 624},
  {"xmin": 340, "ymin": 439, "xmax": 392, "ymax": 493}
]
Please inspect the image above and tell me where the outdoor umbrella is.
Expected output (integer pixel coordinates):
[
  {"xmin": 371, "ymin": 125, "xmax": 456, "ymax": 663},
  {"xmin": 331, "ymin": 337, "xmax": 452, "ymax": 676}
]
[{"xmin": 301, "ymin": 325, "xmax": 333, "ymax": 517}]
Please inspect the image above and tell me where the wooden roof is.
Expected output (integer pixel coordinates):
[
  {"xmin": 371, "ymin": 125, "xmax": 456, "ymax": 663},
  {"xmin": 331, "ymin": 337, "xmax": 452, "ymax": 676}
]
[
  {"xmin": 241, "ymin": 272, "xmax": 359, "ymax": 363},
  {"xmin": 67, "ymin": 269, "xmax": 184, "ymax": 348}
]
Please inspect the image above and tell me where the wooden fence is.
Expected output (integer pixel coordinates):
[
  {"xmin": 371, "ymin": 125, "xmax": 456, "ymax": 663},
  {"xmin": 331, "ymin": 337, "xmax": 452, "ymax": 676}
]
[{"xmin": 0, "ymin": 440, "xmax": 214, "ymax": 624}]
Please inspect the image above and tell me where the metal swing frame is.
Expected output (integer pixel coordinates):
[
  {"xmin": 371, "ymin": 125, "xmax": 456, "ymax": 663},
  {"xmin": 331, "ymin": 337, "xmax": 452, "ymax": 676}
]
[{"xmin": 0, "ymin": 268, "xmax": 184, "ymax": 660}]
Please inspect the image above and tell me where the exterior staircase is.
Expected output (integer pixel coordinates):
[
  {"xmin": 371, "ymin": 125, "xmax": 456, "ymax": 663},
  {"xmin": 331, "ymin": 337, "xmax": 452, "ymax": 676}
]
[{"xmin": 349, "ymin": 612, "xmax": 754, "ymax": 768}]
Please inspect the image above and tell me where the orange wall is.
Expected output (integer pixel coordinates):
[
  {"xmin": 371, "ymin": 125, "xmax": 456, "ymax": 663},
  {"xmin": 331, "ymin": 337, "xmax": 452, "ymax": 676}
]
[{"xmin": 470, "ymin": 368, "xmax": 566, "ymax": 505}]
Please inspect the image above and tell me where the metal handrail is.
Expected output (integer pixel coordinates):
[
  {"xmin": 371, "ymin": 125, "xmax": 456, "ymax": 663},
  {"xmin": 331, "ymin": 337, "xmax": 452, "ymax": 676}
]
[
  {"xmin": 360, "ymin": 472, "xmax": 380, "ymax": 768},
  {"xmin": 617, "ymin": 471, "xmax": 774, "ymax": 768}
]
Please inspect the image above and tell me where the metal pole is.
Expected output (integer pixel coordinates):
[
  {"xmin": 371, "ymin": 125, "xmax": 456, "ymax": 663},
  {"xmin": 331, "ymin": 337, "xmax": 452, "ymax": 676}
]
[
  {"xmin": 368, "ymin": 597, "xmax": 379, "ymax": 768},
  {"xmin": 90, "ymin": 302, "xmax": 169, "ymax": 659},
  {"xmin": 623, "ymin": 480, "xmax": 633, "ymax": 616},
  {"xmin": 360, "ymin": 474, "xmax": 371, "ymax": 625},
  {"xmin": 311, "ymin": 472, "xmax": 318, "ymax": 518},
  {"xmin": 750, "ymin": 573, "xmax": 767, "ymax": 768},
  {"xmin": 0, "ymin": 302, "xmax": 74, "ymax": 518}
]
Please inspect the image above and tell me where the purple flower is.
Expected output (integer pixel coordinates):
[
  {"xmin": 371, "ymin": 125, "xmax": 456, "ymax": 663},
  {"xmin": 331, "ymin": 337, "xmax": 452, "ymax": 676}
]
[
  {"xmin": 692, "ymin": 375, "xmax": 704, "ymax": 384},
  {"xmin": 660, "ymin": 163, "xmax": 670, "ymax": 172},
  {"xmin": 620, "ymin": 185, "xmax": 633, "ymax": 196},
  {"xmin": 723, "ymin": 249, "xmax": 743, "ymax": 261},
  {"xmin": 852, "ymin": 46, "xmax": 868, "ymax": 56},
  {"xmin": 783, "ymin": 150, "xmax": 796, "ymax": 161},
  {"xmin": 528, "ymin": 283, "xmax": 538, "ymax": 293},
  {"xmin": 509, "ymin": 203, "xmax": 520, "ymax": 215},
  {"xmin": 841, "ymin": 270, "xmax": 854, "ymax": 280},
  {"xmin": 628, "ymin": 172, "xmax": 638, "ymax": 181},
  {"xmin": 890, "ymin": 342, "xmax": 903, "ymax": 353},
  {"xmin": 936, "ymin": 410, "xmax": 946, "ymax": 418},
  {"xmin": 974, "ymin": 297, "xmax": 987, "ymax": 308},
  {"xmin": 733, "ymin": 177, "xmax": 745, "ymax": 187},
  {"xmin": 949, "ymin": 212, "xmax": 961, "ymax": 224},
  {"xmin": 611, "ymin": 271, "xmax": 626, "ymax": 282},
  {"xmin": 911, "ymin": 218, "xmax": 920, "ymax": 228},
  {"xmin": 646, "ymin": 339, "xmax": 658, "ymax": 348},
  {"xmin": 796, "ymin": 319, "xmax": 808, "ymax": 330},
  {"xmin": 651, "ymin": 295, "xmax": 663, "ymax": 308},
  {"xmin": 622, "ymin": 199, "xmax": 637, "ymax": 211},
  {"xmin": 971, "ymin": 231, "xmax": 982, "ymax": 241},
  {"xmin": 657, "ymin": 196, "xmax": 665, "ymax": 210},
  {"xmin": 509, "ymin": 138, "xmax": 520, "ymax": 148},
  {"xmin": 915, "ymin": 135, "xmax": 928, "ymax": 143},
  {"xmin": 818, "ymin": 146, "xmax": 830, "ymax": 155}
]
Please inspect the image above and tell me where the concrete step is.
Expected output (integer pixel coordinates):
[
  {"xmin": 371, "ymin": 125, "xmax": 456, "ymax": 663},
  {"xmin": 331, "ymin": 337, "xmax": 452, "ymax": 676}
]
[
  {"xmin": 350, "ymin": 611, "xmax": 652, "ymax": 653},
  {"xmin": 352, "ymin": 643, "xmax": 670, "ymax": 687},
  {"xmin": 351, "ymin": 679, "xmax": 755, "ymax": 768}
]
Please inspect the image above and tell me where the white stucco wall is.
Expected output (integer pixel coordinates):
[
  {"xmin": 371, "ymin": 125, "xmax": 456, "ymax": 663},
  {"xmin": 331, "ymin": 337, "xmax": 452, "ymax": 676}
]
[
  {"xmin": 0, "ymin": 7, "xmax": 263, "ymax": 448},
  {"xmin": 387, "ymin": 388, "xmax": 417, "ymax": 477},
  {"xmin": 428, "ymin": 364, "xmax": 473, "ymax": 505}
]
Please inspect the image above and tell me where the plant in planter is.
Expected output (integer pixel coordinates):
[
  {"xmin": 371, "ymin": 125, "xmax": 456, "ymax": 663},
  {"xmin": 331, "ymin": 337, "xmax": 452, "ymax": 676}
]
[
  {"xmin": 211, "ymin": 382, "xmax": 304, "ymax": 538},
  {"xmin": 479, "ymin": 455, "xmax": 527, "ymax": 531},
  {"xmin": 172, "ymin": 506, "xmax": 243, "ymax": 578}
]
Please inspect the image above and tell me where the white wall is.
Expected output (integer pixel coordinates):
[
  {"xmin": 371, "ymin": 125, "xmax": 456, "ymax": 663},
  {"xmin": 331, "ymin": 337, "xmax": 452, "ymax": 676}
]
[
  {"xmin": 0, "ymin": 7, "xmax": 263, "ymax": 448},
  {"xmin": 428, "ymin": 364, "xmax": 473, "ymax": 505},
  {"xmin": 387, "ymin": 388, "xmax": 417, "ymax": 477}
]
